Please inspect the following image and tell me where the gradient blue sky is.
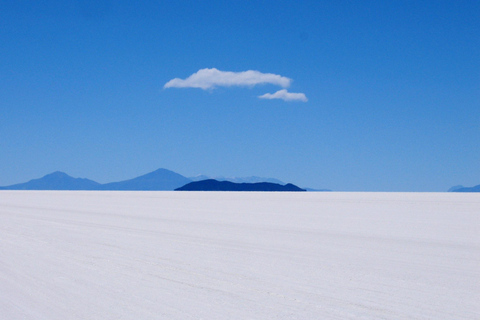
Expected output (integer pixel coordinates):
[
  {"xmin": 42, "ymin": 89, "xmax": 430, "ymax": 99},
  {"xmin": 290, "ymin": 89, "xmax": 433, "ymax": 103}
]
[{"xmin": 1, "ymin": 0, "xmax": 479, "ymax": 191}]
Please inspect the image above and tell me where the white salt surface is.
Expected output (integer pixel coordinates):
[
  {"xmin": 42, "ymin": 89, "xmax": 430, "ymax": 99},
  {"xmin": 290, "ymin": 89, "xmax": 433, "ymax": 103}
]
[{"xmin": 0, "ymin": 191, "xmax": 479, "ymax": 319}]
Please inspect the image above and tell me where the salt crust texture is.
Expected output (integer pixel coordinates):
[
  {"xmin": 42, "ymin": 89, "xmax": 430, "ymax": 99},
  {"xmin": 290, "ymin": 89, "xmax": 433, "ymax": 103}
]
[{"xmin": 0, "ymin": 191, "xmax": 479, "ymax": 319}]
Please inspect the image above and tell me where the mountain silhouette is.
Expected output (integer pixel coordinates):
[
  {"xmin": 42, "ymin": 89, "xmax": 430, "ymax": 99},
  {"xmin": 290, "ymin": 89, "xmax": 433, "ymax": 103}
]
[
  {"xmin": 2, "ymin": 171, "xmax": 101, "ymax": 190},
  {"xmin": 451, "ymin": 184, "xmax": 480, "ymax": 192},
  {"xmin": 304, "ymin": 187, "xmax": 332, "ymax": 192},
  {"xmin": 175, "ymin": 179, "xmax": 306, "ymax": 192},
  {"xmin": 189, "ymin": 175, "xmax": 285, "ymax": 185},
  {"xmin": 1, "ymin": 169, "xmax": 190, "ymax": 191},
  {"xmin": 448, "ymin": 185, "xmax": 464, "ymax": 192},
  {"xmin": 0, "ymin": 169, "xmax": 313, "ymax": 191},
  {"xmin": 100, "ymin": 168, "xmax": 191, "ymax": 191}
]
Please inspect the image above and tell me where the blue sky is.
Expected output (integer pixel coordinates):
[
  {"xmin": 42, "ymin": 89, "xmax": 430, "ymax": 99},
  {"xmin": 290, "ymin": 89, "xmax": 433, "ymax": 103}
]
[{"xmin": 1, "ymin": 0, "xmax": 479, "ymax": 191}]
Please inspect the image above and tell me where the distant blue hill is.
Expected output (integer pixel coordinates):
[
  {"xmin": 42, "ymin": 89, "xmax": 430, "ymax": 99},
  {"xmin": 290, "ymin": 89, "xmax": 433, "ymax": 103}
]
[
  {"xmin": 304, "ymin": 187, "xmax": 332, "ymax": 192},
  {"xmin": 100, "ymin": 168, "xmax": 191, "ymax": 191},
  {"xmin": 451, "ymin": 185, "xmax": 480, "ymax": 192},
  {"xmin": 448, "ymin": 185, "xmax": 464, "ymax": 192},
  {"xmin": 189, "ymin": 175, "xmax": 285, "ymax": 185},
  {"xmin": 2, "ymin": 171, "xmax": 101, "ymax": 190},
  {"xmin": 1, "ymin": 168, "xmax": 191, "ymax": 191},
  {"xmin": 175, "ymin": 179, "xmax": 306, "ymax": 192}
]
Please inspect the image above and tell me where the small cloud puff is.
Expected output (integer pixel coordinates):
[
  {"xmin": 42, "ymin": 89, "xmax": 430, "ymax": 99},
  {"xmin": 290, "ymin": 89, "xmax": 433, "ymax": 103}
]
[
  {"xmin": 258, "ymin": 89, "xmax": 308, "ymax": 102},
  {"xmin": 164, "ymin": 68, "xmax": 291, "ymax": 90}
]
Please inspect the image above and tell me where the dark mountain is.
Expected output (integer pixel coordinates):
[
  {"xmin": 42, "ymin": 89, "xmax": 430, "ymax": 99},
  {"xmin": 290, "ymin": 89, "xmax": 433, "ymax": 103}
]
[
  {"xmin": 100, "ymin": 168, "xmax": 191, "ymax": 191},
  {"xmin": 451, "ymin": 185, "xmax": 480, "ymax": 192},
  {"xmin": 175, "ymin": 179, "xmax": 306, "ymax": 192},
  {"xmin": 188, "ymin": 175, "xmax": 329, "ymax": 190},
  {"xmin": 2, "ymin": 171, "xmax": 101, "ymax": 190}
]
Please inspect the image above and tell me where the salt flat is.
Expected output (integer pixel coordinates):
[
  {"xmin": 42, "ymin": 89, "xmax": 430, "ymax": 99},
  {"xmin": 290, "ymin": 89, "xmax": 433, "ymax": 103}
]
[{"xmin": 0, "ymin": 191, "xmax": 478, "ymax": 319}]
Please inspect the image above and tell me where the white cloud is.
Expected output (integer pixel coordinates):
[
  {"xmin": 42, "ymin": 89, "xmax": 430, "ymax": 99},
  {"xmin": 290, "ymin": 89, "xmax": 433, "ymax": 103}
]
[
  {"xmin": 258, "ymin": 89, "xmax": 308, "ymax": 102},
  {"xmin": 164, "ymin": 68, "xmax": 291, "ymax": 90}
]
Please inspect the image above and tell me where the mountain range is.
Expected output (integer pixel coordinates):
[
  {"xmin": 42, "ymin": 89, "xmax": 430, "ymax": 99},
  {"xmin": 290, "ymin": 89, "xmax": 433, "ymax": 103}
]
[
  {"xmin": 189, "ymin": 175, "xmax": 285, "ymax": 185},
  {"xmin": 1, "ymin": 171, "xmax": 101, "ymax": 190},
  {"xmin": 0, "ymin": 169, "xmax": 191, "ymax": 191},
  {"xmin": 100, "ymin": 169, "xmax": 190, "ymax": 191},
  {"xmin": 176, "ymin": 179, "xmax": 305, "ymax": 192},
  {"xmin": 449, "ymin": 185, "xmax": 480, "ymax": 192},
  {"xmin": 0, "ymin": 169, "xmax": 323, "ymax": 191}
]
